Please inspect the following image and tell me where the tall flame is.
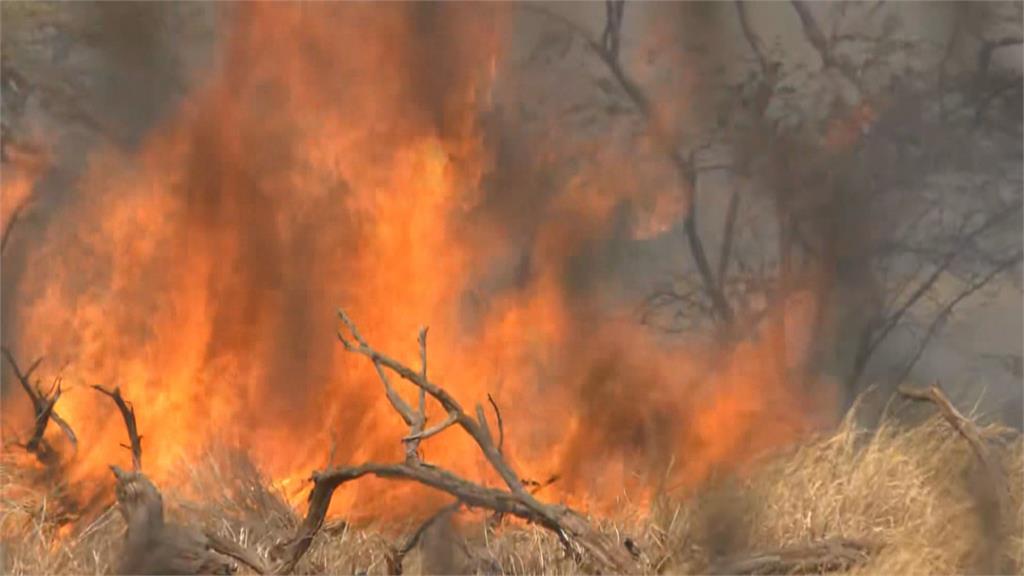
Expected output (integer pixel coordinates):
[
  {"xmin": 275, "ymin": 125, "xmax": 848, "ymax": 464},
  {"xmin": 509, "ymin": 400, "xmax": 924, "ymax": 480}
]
[{"xmin": 3, "ymin": 4, "xmax": 833, "ymax": 519}]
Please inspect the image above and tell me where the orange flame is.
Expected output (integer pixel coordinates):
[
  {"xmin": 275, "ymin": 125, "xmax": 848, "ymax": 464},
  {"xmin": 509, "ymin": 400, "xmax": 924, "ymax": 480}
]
[{"xmin": 3, "ymin": 5, "xmax": 833, "ymax": 521}]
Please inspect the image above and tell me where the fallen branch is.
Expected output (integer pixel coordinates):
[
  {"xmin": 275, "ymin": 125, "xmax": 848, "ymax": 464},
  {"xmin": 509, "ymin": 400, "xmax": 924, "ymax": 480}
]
[
  {"xmin": 898, "ymin": 384, "xmax": 1011, "ymax": 514},
  {"xmin": 2, "ymin": 347, "xmax": 77, "ymax": 457},
  {"xmin": 273, "ymin": 310, "xmax": 637, "ymax": 574},
  {"xmin": 709, "ymin": 537, "xmax": 878, "ymax": 575},
  {"xmin": 92, "ymin": 385, "xmax": 142, "ymax": 472}
]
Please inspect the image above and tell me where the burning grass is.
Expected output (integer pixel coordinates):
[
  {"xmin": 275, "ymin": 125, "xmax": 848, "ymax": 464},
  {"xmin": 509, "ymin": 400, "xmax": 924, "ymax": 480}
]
[{"xmin": 2, "ymin": 408, "xmax": 1019, "ymax": 575}]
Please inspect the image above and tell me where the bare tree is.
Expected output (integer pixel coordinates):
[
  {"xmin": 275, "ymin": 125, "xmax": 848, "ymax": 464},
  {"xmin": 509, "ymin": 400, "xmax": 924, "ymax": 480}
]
[{"xmin": 529, "ymin": 1, "xmax": 1022, "ymax": 408}]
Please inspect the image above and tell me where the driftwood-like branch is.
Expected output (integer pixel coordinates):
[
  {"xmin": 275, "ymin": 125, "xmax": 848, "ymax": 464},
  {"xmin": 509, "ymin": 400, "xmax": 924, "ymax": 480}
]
[
  {"xmin": 898, "ymin": 384, "xmax": 1010, "ymax": 514},
  {"xmin": 275, "ymin": 310, "xmax": 637, "ymax": 574},
  {"xmin": 92, "ymin": 385, "xmax": 142, "ymax": 471},
  {"xmin": 2, "ymin": 347, "xmax": 77, "ymax": 456},
  {"xmin": 709, "ymin": 537, "xmax": 878, "ymax": 575}
]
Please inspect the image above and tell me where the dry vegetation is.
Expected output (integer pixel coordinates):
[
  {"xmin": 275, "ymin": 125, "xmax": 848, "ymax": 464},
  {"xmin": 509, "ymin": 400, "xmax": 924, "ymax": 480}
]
[{"xmin": 2, "ymin": 405, "xmax": 1020, "ymax": 575}]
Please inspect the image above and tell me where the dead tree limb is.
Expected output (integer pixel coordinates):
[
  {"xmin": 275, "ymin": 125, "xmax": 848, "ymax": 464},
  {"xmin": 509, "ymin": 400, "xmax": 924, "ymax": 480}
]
[
  {"xmin": 2, "ymin": 347, "xmax": 77, "ymax": 455},
  {"xmin": 273, "ymin": 310, "xmax": 637, "ymax": 574},
  {"xmin": 92, "ymin": 385, "xmax": 142, "ymax": 472},
  {"xmin": 897, "ymin": 384, "xmax": 1010, "ymax": 513},
  {"xmin": 709, "ymin": 537, "xmax": 878, "ymax": 575}
]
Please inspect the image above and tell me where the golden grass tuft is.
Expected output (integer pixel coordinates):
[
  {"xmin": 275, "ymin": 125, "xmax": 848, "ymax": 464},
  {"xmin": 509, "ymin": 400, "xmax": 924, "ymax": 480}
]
[{"xmin": 1, "ymin": 411, "xmax": 1020, "ymax": 575}]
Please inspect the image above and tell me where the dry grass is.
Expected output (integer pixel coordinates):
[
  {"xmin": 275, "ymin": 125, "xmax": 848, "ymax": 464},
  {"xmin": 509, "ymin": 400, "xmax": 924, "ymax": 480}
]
[{"xmin": 1, "ymin": 410, "xmax": 1021, "ymax": 575}]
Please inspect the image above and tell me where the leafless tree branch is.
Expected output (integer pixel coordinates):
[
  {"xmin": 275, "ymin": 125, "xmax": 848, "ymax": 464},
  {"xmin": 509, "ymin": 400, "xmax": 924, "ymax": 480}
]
[
  {"xmin": 275, "ymin": 310, "xmax": 637, "ymax": 574},
  {"xmin": 1, "ymin": 347, "xmax": 77, "ymax": 456},
  {"xmin": 525, "ymin": 2, "xmax": 735, "ymax": 327},
  {"xmin": 894, "ymin": 249, "xmax": 1022, "ymax": 383},
  {"xmin": 92, "ymin": 385, "xmax": 142, "ymax": 471}
]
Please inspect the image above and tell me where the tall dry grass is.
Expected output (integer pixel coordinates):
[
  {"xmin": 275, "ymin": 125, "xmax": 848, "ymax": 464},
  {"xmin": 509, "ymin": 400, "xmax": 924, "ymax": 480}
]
[{"xmin": 1, "ymin": 410, "xmax": 1020, "ymax": 575}]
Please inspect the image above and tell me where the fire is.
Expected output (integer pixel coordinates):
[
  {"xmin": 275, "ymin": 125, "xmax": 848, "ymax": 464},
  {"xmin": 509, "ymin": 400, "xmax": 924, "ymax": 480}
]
[{"xmin": 3, "ymin": 4, "xmax": 832, "ymax": 521}]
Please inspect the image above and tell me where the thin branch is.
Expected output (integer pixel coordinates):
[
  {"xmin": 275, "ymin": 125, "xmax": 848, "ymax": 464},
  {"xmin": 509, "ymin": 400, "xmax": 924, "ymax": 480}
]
[
  {"xmin": 850, "ymin": 202, "xmax": 1022, "ymax": 385},
  {"xmin": 402, "ymin": 411, "xmax": 458, "ymax": 442},
  {"xmin": 337, "ymin": 316, "xmax": 418, "ymax": 430},
  {"xmin": 895, "ymin": 249, "xmax": 1022, "ymax": 383},
  {"xmin": 92, "ymin": 385, "xmax": 142, "ymax": 471},
  {"xmin": 718, "ymin": 189, "xmax": 741, "ymax": 285},
  {"xmin": 525, "ymin": 2, "xmax": 734, "ymax": 327},
  {"xmin": 487, "ymin": 393, "xmax": 504, "ymax": 455},
  {"xmin": 790, "ymin": 0, "xmax": 860, "ymax": 86},
  {"xmin": 337, "ymin": 310, "xmax": 524, "ymax": 496}
]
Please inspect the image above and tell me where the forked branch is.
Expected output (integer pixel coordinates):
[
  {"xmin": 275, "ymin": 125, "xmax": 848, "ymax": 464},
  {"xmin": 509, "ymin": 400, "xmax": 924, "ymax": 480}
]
[
  {"xmin": 274, "ymin": 310, "xmax": 637, "ymax": 574},
  {"xmin": 2, "ymin": 347, "xmax": 77, "ymax": 457}
]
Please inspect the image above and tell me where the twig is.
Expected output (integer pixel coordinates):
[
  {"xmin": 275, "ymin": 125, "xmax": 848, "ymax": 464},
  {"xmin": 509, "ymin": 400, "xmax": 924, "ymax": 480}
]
[
  {"xmin": 92, "ymin": 385, "xmax": 142, "ymax": 471},
  {"xmin": 486, "ymin": 393, "xmax": 504, "ymax": 455},
  {"xmin": 718, "ymin": 189, "xmax": 741, "ymax": 286}
]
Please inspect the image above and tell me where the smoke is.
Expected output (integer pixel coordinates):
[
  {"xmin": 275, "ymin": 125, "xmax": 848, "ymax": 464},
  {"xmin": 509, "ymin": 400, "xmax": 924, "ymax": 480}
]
[{"xmin": 9, "ymin": 1, "xmax": 1014, "ymax": 520}]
